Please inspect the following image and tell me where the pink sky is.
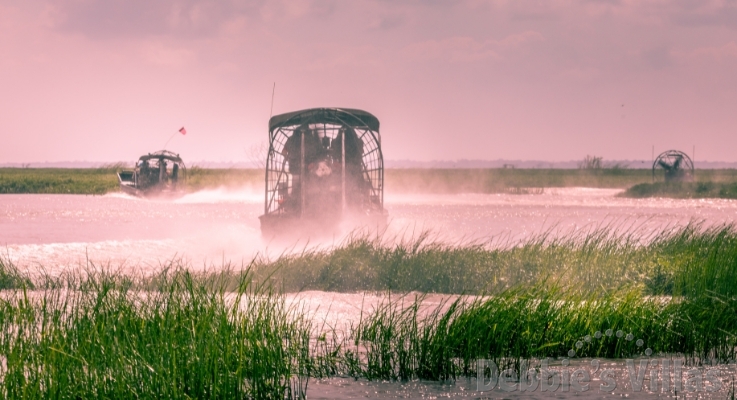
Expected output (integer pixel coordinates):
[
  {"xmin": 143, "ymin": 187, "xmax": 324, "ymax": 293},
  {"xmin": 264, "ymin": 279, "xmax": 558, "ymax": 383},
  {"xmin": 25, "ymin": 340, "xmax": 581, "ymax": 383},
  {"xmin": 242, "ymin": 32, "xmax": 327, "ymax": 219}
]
[{"xmin": 1, "ymin": 0, "xmax": 736, "ymax": 163}]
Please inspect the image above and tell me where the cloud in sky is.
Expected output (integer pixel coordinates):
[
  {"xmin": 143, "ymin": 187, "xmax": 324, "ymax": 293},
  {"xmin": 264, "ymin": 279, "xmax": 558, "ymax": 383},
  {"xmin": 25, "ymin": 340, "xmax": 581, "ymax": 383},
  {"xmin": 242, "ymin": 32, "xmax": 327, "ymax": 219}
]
[
  {"xmin": 405, "ymin": 31, "xmax": 544, "ymax": 63},
  {"xmin": 1, "ymin": 0, "xmax": 736, "ymax": 163},
  {"xmin": 49, "ymin": 0, "xmax": 255, "ymax": 38}
]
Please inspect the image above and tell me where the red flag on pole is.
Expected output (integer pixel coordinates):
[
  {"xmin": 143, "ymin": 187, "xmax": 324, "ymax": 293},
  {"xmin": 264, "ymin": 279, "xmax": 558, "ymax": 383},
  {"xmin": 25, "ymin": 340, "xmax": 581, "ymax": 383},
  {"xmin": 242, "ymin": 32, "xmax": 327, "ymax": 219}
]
[{"xmin": 179, "ymin": 127, "xmax": 187, "ymax": 135}]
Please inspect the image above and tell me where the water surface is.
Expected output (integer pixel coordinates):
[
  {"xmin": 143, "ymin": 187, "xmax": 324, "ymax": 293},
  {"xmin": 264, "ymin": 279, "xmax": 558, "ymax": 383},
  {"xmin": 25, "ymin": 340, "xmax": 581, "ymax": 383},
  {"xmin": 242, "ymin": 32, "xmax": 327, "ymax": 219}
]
[{"xmin": 3, "ymin": 188, "xmax": 736, "ymax": 270}]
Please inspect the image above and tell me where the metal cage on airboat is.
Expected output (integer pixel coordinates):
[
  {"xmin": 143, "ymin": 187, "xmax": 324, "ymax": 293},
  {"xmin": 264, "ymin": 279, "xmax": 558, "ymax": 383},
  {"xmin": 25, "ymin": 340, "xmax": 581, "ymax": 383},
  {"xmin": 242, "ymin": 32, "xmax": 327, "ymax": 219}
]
[
  {"xmin": 117, "ymin": 150, "xmax": 187, "ymax": 197},
  {"xmin": 652, "ymin": 150, "xmax": 694, "ymax": 183},
  {"xmin": 259, "ymin": 108, "xmax": 385, "ymax": 236}
]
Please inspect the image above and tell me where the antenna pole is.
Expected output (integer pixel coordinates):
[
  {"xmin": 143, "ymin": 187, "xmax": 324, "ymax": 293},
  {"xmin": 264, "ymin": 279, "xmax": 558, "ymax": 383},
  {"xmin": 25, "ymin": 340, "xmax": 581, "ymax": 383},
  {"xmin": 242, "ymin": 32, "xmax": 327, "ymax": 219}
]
[
  {"xmin": 162, "ymin": 132, "xmax": 177, "ymax": 150},
  {"xmin": 342, "ymin": 130, "xmax": 346, "ymax": 213},
  {"xmin": 300, "ymin": 132, "xmax": 305, "ymax": 219},
  {"xmin": 265, "ymin": 82, "xmax": 276, "ymax": 216},
  {"xmin": 269, "ymin": 83, "xmax": 276, "ymax": 119}
]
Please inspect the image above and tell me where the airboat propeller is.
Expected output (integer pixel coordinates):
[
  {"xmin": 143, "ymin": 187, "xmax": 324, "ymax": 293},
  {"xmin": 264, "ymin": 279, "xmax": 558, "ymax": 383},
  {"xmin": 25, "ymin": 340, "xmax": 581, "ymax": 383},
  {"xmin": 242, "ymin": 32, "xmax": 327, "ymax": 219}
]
[
  {"xmin": 259, "ymin": 108, "xmax": 386, "ymax": 237},
  {"xmin": 652, "ymin": 150, "xmax": 694, "ymax": 182}
]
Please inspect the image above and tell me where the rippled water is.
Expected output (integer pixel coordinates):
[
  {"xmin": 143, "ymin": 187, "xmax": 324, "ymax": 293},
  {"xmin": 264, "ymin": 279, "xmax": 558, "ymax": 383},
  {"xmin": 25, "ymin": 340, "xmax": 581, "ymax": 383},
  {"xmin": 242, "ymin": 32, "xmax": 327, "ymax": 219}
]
[
  {"xmin": 3, "ymin": 188, "xmax": 737, "ymax": 398},
  {"xmin": 3, "ymin": 187, "xmax": 737, "ymax": 271},
  {"xmin": 305, "ymin": 360, "xmax": 736, "ymax": 399}
]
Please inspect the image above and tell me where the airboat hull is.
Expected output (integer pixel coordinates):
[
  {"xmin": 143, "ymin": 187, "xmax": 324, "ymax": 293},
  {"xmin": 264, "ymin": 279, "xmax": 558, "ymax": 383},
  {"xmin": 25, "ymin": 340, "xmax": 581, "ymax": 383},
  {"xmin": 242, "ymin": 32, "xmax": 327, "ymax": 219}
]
[
  {"xmin": 119, "ymin": 181, "xmax": 143, "ymax": 197},
  {"xmin": 118, "ymin": 182, "xmax": 185, "ymax": 199},
  {"xmin": 118, "ymin": 171, "xmax": 142, "ymax": 196}
]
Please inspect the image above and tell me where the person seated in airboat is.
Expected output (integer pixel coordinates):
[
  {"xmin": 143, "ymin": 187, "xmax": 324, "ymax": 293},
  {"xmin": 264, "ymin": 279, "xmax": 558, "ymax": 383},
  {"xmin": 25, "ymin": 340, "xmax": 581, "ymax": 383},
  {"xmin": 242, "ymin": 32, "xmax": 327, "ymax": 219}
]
[
  {"xmin": 117, "ymin": 150, "xmax": 186, "ymax": 197},
  {"xmin": 259, "ymin": 108, "xmax": 386, "ymax": 236}
]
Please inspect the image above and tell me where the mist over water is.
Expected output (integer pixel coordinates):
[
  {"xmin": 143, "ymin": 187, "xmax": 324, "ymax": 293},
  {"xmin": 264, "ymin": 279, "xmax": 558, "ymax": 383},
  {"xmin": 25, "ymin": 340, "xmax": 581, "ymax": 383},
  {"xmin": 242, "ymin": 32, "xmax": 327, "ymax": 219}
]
[
  {"xmin": 385, "ymin": 188, "xmax": 737, "ymax": 244},
  {"xmin": 3, "ymin": 187, "xmax": 737, "ymax": 274}
]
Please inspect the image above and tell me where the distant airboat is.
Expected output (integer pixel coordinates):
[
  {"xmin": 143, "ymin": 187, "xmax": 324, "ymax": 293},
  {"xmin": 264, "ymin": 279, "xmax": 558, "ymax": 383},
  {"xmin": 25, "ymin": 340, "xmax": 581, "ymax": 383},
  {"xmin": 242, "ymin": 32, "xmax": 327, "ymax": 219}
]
[
  {"xmin": 653, "ymin": 150, "xmax": 694, "ymax": 183},
  {"xmin": 117, "ymin": 150, "xmax": 186, "ymax": 197},
  {"xmin": 259, "ymin": 108, "xmax": 386, "ymax": 237}
]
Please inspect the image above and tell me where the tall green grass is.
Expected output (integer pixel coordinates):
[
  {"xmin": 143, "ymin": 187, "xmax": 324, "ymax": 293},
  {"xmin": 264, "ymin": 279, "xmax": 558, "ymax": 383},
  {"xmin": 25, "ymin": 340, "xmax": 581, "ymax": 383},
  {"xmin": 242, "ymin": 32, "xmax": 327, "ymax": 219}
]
[
  {"xmin": 341, "ymin": 286, "xmax": 737, "ymax": 381},
  {"xmin": 258, "ymin": 223, "xmax": 737, "ymax": 379},
  {"xmin": 0, "ymin": 168, "xmax": 119, "ymax": 194},
  {"xmin": 250, "ymin": 223, "xmax": 737, "ymax": 298},
  {"xmin": 2, "ymin": 224, "xmax": 737, "ymax": 395},
  {"xmin": 0, "ymin": 257, "xmax": 33, "ymax": 290},
  {"xmin": 186, "ymin": 167, "xmax": 261, "ymax": 191},
  {"xmin": 1, "ymin": 275, "xmax": 734, "ymax": 395},
  {"xmin": 0, "ymin": 267, "xmax": 311, "ymax": 399}
]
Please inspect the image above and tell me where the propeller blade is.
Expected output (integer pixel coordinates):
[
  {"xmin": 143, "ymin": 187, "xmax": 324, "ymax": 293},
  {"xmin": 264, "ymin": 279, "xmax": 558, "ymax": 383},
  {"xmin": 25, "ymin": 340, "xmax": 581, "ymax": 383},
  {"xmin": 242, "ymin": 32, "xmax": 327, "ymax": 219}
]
[
  {"xmin": 658, "ymin": 159, "xmax": 673, "ymax": 170},
  {"xmin": 673, "ymin": 156, "xmax": 682, "ymax": 169}
]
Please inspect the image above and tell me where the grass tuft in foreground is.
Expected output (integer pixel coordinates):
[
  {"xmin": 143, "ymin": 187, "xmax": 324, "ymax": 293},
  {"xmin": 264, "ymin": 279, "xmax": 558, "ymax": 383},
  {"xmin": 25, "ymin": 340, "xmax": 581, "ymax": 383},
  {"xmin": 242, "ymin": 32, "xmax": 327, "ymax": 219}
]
[
  {"xmin": 343, "ymin": 286, "xmax": 737, "ymax": 381},
  {"xmin": 0, "ymin": 257, "xmax": 33, "ymax": 290},
  {"xmin": 250, "ymin": 223, "xmax": 737, "ymax": 298},
  {"xmin": 0, "ymin": 268, "xmax": 310, "ymax": 399}
]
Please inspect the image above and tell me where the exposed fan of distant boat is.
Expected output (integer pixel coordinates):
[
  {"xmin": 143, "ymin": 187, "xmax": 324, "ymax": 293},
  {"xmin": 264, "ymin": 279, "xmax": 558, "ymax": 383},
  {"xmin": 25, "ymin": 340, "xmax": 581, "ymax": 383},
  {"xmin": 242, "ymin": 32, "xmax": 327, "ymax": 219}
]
[
  {"xmin": 620, "ymin": 149, "xmax": 737, "ymax": 199},
  {"xmin": 652, "ymin": 150, "xmax": 694, "ymax": 182}
]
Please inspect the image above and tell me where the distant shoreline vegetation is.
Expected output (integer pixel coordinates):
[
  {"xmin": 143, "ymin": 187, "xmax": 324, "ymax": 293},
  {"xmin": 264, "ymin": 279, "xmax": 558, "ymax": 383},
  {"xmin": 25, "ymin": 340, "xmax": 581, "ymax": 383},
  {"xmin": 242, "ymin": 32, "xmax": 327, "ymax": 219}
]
[
  {"xmin": 3, "ymin": 167, "xmax": 737, "ymax": 197},
  {"xmin": 621, "ymin": 181, "xmax": 737, "ymax": 199},
  {"xmin": 0, "ymin": 167, "xmax": 261, "ymax": 195}
]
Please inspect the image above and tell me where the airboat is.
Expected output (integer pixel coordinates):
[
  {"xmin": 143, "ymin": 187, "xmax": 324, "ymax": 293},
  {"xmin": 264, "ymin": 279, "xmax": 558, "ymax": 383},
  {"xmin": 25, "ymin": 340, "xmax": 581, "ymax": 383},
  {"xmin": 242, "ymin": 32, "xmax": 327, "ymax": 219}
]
[
  {"xmin": 653, "ymin": 150, "xmax": 694, "ymax": 182},
  {"xmin": 259, "ymin": 108, "xmax": 386, "ymax": 237},
  {"xmin": 117, "ymin": 150, "xmax": 187, "ymax": 197}
]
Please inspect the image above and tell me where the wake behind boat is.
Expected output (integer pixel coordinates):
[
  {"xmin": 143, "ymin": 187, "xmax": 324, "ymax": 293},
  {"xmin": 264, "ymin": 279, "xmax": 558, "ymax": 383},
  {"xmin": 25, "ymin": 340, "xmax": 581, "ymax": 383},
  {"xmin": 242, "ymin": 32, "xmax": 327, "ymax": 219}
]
[{"xmin": 117, "ymin": 150, "xmax": 186, "ymax": 198}]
